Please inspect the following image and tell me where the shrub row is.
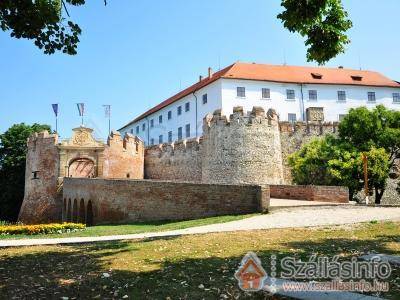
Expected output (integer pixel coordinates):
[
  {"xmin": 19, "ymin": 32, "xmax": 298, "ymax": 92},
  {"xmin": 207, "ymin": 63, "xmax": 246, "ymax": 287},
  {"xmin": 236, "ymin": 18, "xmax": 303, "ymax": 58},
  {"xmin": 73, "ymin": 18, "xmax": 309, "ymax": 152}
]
[{"xmin": 0, "ymin": 223, "xmax": 86, "ymax": 235}]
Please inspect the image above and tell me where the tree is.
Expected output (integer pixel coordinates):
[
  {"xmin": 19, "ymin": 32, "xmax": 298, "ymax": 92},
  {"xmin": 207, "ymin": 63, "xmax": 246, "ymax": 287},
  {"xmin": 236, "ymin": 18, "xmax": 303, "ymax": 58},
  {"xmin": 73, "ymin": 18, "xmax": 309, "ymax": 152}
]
[
  {"xmin": 278, "ymin": 0, "xmax": 352, "ymax": 64},
  {"xmin": 289, "ymin": 136, "xmax": 390, "ymax": 202},
  {"xmin": 0, "ymin": 123, "xmax": 50, "ymax": 221},
  {"xmin": 0, "ymin": 0, "xmax": 85, "ymax": 55},
  {"xmin": 339, "ymin": 105, "xmax": 400, "ymax": 170},
  {"xmin": 0, "ymin": 1, "xmax": 351, "ymax": 63}
]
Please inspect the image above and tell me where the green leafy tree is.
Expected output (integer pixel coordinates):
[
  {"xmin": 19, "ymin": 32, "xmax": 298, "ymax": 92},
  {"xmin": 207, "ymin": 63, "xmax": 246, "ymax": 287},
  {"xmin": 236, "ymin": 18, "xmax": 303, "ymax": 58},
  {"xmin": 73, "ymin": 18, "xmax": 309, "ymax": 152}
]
[
  {"xmin": 0, "ymin": 123, "xmax": 50, "ymax": 221},
  {"xmin": 339, "ymin": 105, "xmax": 400, "ymax": 169},
  {"xmin": 289, "ymin": 137, "xmax": 390, "ymax": 202},
  {"xmin": 1, "ymin": 1, "xmax": 351, "ymax": 63},
  {"xmin": 278, "ymin": 0, "xmax": 352, "ymax": 64}
]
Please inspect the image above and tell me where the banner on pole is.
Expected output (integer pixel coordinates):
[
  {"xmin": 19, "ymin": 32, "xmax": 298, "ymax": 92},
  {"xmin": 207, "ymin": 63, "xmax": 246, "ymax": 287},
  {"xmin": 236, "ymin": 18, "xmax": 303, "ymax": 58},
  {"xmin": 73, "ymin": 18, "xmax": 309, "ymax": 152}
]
[
  {"xmin": 103, "ymin": 105, "xmax": 111, "ymax": 118},
  {"xmin": 77, "ymin": 103, "xmax": 85, "ymax": 116},
  {"xmin": 51, "ymin": 104, "xmax": 59, "ymax": 117}
]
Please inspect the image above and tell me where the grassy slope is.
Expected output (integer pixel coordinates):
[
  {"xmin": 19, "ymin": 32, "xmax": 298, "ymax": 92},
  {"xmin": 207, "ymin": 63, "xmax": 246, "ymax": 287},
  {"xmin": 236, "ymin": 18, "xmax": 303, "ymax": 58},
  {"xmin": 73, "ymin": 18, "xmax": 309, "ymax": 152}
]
[
  {"xmin": 0, "ymin": 214, "xmax": 257, "ymax": 240},
  {"xmin": 0, "ymin": 221, "xmax": 398, "ymax": 299}
]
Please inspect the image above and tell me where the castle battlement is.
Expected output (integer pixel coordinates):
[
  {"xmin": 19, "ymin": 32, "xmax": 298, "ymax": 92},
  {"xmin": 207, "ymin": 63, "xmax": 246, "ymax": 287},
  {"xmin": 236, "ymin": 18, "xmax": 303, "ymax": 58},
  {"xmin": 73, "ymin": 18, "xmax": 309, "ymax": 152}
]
[
  {"xmin": 203, "ymin": 106, "xmax": 279, "ymax": 131},
  {"xmin": 107, "ymin": 131, "xmax": 143, "ymax": 154},
  {"xmin": 27, "ymin": 130, "xmax": 58, "ymax": 145},
  {"xmin": 279, "ymin": 121, "xmax": 339, "ymax": 135}
]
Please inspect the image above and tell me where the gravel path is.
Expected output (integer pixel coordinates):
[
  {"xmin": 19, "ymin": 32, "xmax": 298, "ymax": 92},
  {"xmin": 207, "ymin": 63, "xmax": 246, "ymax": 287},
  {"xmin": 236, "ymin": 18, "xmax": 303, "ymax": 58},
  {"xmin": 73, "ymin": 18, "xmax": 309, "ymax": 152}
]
[{"xmin": 1, "ymin": 206, "xmax": 399, "ymax": 247}]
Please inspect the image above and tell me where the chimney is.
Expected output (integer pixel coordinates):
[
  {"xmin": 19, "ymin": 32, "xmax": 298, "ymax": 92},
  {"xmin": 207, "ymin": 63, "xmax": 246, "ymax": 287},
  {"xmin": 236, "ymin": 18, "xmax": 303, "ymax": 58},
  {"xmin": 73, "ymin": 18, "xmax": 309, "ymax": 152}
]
[
  {"xmin": 208, "ymin": 67, "xmax": 213, "ymax": 78},
  {"xmin": 199, "ymin": 75, "xmax": 204, "ymax": 82}
]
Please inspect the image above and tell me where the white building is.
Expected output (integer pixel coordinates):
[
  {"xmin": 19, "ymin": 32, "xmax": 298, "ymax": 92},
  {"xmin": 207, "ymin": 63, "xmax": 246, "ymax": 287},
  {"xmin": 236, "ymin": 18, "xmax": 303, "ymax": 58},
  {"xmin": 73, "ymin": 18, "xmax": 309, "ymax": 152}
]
[{"xmin": 119, "ymin": 62, "xmax": 400, "ymax": 145}]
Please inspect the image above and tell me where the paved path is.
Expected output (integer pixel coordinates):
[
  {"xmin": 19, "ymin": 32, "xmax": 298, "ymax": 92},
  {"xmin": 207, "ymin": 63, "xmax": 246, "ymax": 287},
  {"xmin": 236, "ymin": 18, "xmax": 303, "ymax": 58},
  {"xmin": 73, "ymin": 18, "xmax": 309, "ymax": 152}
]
[{"xmin": 0, "ymin": 206, "xmax": 399, "ymax": 247}]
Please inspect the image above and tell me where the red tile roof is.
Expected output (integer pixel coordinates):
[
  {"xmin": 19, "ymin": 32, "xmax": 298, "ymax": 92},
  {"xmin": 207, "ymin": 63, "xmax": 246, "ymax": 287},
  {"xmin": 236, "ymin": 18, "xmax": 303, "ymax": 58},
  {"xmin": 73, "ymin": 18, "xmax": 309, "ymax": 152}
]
[{"xmin": 120, "ymin": 62, "xmax": 400, "ymax": 129}]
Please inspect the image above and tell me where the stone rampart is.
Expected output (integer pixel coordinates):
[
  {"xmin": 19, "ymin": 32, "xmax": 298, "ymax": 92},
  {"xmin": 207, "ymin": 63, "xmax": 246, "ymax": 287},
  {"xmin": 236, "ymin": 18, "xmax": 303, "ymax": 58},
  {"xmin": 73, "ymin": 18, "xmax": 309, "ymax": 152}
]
[
  {"xmin": 144, "ymin": 138, "xmax": 202, "ymax": 181},
  {"xmin": 279, "ymin": 121, "xmax": 339, "ymax": 184},
  {"xmin": 201, "ymin": 107, "xmax": 284, "ymax": 185}
]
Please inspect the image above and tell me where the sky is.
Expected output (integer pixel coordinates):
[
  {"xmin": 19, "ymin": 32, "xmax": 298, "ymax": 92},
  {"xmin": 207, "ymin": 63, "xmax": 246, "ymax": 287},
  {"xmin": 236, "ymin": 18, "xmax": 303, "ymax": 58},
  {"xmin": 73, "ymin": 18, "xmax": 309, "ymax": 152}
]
[{"xmin": 1, "ymin": 0, "xmax": 400, "ymax": 140}]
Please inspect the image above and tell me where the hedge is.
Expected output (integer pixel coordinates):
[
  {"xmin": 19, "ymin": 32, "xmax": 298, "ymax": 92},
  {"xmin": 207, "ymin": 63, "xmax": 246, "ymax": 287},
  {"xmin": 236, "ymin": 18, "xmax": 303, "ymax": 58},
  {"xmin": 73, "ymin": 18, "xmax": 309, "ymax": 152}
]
[{"xmin": 0, "ymin": 223, "xmax": 86, "ymax": 235}]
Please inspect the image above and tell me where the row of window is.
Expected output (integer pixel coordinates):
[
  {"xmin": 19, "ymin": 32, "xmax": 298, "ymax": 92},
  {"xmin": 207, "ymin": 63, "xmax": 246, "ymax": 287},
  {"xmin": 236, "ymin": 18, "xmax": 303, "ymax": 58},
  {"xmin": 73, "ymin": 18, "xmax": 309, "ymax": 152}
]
[
  {"xmin": 236, "ymin": 87, "xmax": 400, "ymax": 103},
  {"xmin": 134, "ymin": 94, "xmax": 209, "ymax": 134},
  {"xmin": 149, "ymin": 124, "xmax": 191, "ymax": 145}
]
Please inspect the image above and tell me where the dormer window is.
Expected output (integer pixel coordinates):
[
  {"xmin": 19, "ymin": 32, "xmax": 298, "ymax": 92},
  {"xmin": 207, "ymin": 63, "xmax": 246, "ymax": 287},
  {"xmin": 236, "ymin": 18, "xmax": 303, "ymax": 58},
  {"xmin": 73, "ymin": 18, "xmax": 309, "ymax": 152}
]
[
  {"xmin": 311, "ymin": 73, "xmax": 323, "ymax": 79},
  {"xmin": 351, "ymin": 75, "xmax": 363, "ymax": 81}
]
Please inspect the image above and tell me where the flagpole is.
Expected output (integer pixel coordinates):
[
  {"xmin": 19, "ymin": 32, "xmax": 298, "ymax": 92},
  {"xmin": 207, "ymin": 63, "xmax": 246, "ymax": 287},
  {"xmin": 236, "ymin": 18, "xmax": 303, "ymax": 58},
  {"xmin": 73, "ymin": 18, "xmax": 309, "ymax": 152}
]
[{"xmin": 56, "ymin": 115, "xmax": 58, "ymax": 133}]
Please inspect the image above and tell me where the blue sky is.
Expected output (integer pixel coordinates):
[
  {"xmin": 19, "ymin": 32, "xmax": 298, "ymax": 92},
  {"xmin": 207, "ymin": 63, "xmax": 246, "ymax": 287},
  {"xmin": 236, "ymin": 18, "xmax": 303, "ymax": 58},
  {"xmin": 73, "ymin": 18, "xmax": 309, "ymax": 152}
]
[{"xmin": 1, "ymin": 0, "xmax": 399, "ymax": 139}]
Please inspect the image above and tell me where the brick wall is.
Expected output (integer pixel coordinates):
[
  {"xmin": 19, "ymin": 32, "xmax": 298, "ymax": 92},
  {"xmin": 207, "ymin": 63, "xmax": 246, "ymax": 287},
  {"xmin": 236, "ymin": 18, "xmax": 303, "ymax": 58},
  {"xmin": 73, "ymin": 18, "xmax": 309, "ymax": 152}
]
[
  {"xmin": 270, "ymin": 184, "xmax": 349, "ymax": 203},
  {"xmin": 63, "ymin": 178, "xmax": 270, "ymax": 225},
  {"xmin": 103, "ymin": 132, "xmax": 144, "ymax": 179}
]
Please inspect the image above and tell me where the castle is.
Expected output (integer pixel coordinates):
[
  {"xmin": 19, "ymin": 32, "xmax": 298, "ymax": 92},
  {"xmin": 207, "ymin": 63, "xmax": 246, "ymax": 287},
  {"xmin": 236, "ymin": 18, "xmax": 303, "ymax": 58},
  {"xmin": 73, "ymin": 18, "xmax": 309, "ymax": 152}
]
[{"xmin": 19, "ymin": 106, "xmax": 348, "ymax": 225}]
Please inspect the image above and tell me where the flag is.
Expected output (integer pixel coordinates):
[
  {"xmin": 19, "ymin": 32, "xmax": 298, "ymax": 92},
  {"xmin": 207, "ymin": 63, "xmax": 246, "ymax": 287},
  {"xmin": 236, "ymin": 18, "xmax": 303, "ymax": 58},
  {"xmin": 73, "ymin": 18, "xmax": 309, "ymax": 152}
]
[
  {"xmin": 103, "ymin": 105, "xmax": 111, "ymax": 118},
  {"xmin": 77, "ymin": 103, "xmax": 85, "ymax": 116},
  {"xmin": 51, "ymin": 104, "xmax": 59, "ymax": 117}
]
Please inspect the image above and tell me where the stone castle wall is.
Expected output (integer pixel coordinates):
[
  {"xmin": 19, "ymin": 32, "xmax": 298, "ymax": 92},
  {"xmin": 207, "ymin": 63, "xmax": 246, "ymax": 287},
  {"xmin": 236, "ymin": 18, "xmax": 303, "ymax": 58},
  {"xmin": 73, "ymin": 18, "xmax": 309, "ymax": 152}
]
[
  {"xmin": 279, "ymin": 122, "xmax": 339, "ymax": 183},
  {"xmin": 270, "ymin": 185, "xmax": 348, "ymax": 203},
  {"xmin": 202, "ymin": 107, "xmax": 284, "ymax": 185},
  {"xmin": 63, "ymin": 178, "xmax": 270, "ymax": 225},
  {"xmin": 18, "ymin": 131, "xmax": 61, "ymax": 224},
  {"xmin": 144, "ymin": 138, "xmax": 202, "ymax": 182}
]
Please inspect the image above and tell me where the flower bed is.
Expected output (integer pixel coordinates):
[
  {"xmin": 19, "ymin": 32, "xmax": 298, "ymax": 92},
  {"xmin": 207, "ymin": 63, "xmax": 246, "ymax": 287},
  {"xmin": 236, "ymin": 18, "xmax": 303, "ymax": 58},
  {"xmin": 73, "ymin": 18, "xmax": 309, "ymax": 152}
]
[{"xmin": 0, "ymin": 223, "xmax": 86, "ymax": 235}]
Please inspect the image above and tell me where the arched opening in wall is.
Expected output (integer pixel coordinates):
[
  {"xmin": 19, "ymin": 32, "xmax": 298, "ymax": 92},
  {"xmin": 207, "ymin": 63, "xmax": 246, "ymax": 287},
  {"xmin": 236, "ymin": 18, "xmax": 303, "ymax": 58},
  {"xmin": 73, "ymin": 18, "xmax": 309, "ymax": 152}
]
[
  {"xmin": 86, "ymin": 200, "xmax": 94, "ymax": 226},
  {"xmin": 68, "ymin": 158, "xmax": 95, "ymax": 178},
  {"xmin": 67, "ymin": 198, "xmax": 72, "ymax": 222},
  {"xmin": 79, "ymin": 199, "xmax": 85, "ymax": 224},
  {"xmin": 72, "ymin": 199, "xmax": 78, "ymax": 223},
  {"xmin": 63, "ymin": 198, "xmax": 67, "ymax": 222}
]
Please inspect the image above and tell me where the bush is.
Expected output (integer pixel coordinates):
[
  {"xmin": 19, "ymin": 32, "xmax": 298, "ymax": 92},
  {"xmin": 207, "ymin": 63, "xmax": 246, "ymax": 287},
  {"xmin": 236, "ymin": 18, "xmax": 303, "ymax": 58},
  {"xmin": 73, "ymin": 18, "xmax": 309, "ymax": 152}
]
[{"xmin": 0, "ymin": 223, "xmax": 86, "ymax": 235}]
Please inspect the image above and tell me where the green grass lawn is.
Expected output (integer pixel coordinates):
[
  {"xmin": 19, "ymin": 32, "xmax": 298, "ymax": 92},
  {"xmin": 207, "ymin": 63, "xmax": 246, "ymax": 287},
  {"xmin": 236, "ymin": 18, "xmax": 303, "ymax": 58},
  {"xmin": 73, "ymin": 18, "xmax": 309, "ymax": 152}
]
[
  {"xmin": 0, "ymin": 213, "xmax": 258, "ymax": 240},
  {"xmin": 0, "ymin": 221, "xmax": 398, "ymax": 299}
]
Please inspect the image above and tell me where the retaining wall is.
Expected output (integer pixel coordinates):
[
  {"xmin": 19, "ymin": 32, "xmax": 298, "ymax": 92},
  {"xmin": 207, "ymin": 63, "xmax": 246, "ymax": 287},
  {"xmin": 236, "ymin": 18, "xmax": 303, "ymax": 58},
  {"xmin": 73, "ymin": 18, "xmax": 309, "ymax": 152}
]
[{"xmin": 63, "ymin": 178, "xmax": 270, "ymax": 225}]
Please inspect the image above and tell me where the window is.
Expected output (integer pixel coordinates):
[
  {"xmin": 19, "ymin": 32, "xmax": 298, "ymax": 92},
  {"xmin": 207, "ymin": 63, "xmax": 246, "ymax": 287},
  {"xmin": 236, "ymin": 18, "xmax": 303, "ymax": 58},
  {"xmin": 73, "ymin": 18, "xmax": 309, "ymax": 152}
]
[
  {"xmin": 130, "ymin": 129, "xmax": 134, "ymax": 134},
  {"xmin": 337, "ymin": 91, "xmax": 346, "ymax": 101},
  {"xmin": 32, "ymin": 171, "xmax": 39, "ymax": 180},
  {"xmin": 136, "ymin": 126, "xmax": 139, "ymax": 134},
  {"xmin": 177, "ymin": 106, "xmax": 182, "ymax": 115},
  {"xmin": 159, "ymin": 135, "xmax": 163, "ymax": 144},
  {"xmin": 393, "ymin": 93, "xmax": 400, "ymax": 103},
  {"xmin": 286, "ymin": 89, "xmax": 295, "ymax": 100},
  {"xmin": 142, "ymin": 123, "xmax": 146, "ymax": 131},
  {"xmin": 168, "ymin": 110, "xmax": 172, "ymax": 120},
  {"xmin": 367, "ymin": 92, "xmax": 376, "ymax": 102},
  {"xmin": 339, "ymin": 114, "xmax": 347, "ymax": 122},
  {"xmin": 185, "ymin": 124, "xmax": 190, "ymax": 138},
  {"xmin": 185, "ymin": 102, "xmax": 190, "ymax": 112},
  {"xmin": 168, "ymin": 131, "xmax": 172, "ymax": 143},
  {"xmin": 150, "ymin": 119, "xmax": 154, "ymax": 128},
  {"xmin": 262, "ymin": 88, "xmax": 270, "ymax": 99},
  {"xmin": 202, "ymin": 94, "xmax": 208, "ymax": 104},
  {"xmin": 150, "ymin": 138, "xmax": 154, "ymax": 145},
  {"xmin": 178, "ymin": 127, "xmax": 183, "ymax": 140},
  {"xmin": 309, "ymin": 90, "xmax": 318, "ymax": 101},
  {"xmin": 159, "ymin": 115, "xmax": 163, "ymax": 124},
  {"xmin": 237, "ymin": 87, "xmax": 246, "ymax": 98},
  {"xmin": 288, "ymin": 113, "xmax": 297, "ymax": 123}
]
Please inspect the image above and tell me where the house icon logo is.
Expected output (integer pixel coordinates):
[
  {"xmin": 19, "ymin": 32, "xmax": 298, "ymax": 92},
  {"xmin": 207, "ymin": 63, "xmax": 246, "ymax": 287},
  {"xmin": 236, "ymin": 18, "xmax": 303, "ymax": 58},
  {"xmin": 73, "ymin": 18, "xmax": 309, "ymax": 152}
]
[{"xmin": 235, "ymin": 252, "xmax": 268, "ymax": 292}]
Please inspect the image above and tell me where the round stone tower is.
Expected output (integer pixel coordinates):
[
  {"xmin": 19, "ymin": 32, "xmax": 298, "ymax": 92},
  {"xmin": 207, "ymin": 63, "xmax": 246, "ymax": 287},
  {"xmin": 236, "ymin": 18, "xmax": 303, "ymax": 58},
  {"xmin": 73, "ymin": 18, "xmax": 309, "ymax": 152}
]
[{"xmin": 201, "ymin": 106, "xmax": 284, "ymax": 185}]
